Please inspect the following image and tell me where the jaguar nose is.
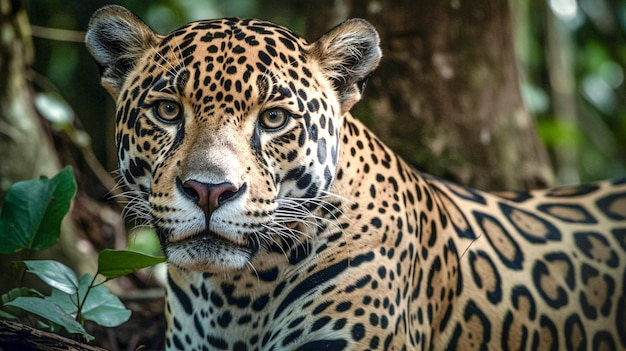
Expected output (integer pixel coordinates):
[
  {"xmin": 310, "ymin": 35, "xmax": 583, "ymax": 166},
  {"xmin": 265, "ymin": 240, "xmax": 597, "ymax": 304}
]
[{"xmin": 179, "ymin": 179, "xmax": 245, "ymax": 218}]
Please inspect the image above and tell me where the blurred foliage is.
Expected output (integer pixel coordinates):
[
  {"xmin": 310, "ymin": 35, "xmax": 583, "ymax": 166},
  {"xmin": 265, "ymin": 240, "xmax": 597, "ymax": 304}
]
[
  {"xmin": 516, "ymin": 0, "xmax": 626, "ymax": 183},
  {"xmin": 24, "ymin": 0, "xmax": 625, "ymax": 184}
]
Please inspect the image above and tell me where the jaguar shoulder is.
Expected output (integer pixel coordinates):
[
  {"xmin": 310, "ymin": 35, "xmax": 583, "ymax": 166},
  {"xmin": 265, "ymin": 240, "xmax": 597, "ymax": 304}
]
[{"xmin": 86, "ymin": 5, "xmax": 626, "ymax": 350}]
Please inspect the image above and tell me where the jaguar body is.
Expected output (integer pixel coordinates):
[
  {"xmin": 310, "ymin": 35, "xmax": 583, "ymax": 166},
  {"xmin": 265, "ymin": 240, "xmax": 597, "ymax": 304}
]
[{"xmin": 86, "ymin": 6, "xmax": 626, "ymax": 350}]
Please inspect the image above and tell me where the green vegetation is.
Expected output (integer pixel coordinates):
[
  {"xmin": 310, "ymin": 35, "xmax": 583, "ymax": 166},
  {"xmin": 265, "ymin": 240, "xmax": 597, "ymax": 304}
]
[
  {"xmin": 0, "ymin": 167, "xmax": 165, "ymax": 341},
  {"xmin": 517, "ymin": 0, "xmax": 626, "ymax": 182}
]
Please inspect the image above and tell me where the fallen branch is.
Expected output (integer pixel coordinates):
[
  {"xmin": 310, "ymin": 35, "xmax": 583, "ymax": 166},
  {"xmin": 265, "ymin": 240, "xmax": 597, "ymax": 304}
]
[{"xmin": 0, "ymin": 320, "xmax": 106, "ymax": 351}]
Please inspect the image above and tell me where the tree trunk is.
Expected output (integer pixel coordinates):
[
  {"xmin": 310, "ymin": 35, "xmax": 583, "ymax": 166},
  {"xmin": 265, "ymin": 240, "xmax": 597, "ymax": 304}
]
[
  {"xmin": 0, "ymin": 0, "xmax": 59, "ymax": 192},
  {"xmin": 307, "ymin": 0, "xmax": 554, "ymax": 190}
]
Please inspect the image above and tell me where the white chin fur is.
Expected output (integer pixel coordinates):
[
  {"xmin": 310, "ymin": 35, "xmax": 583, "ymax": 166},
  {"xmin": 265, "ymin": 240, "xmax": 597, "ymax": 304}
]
[{"xmin": 164, "ymin": 245, "xmax": 251, "ymax": 272}]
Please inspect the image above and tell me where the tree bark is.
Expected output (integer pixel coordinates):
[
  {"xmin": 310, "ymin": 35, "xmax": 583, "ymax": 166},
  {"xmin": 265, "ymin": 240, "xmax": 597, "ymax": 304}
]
[
  {"xmin": 0, "ymin": 320, "xmax": 106, "ymax": 351},
  {"xmin": 0, "ymin": 0, "xmax": 59, "ymax": 192},
  {"xmin": 307, "ymin": 0, "xmax": 554, "ymax": 190}
]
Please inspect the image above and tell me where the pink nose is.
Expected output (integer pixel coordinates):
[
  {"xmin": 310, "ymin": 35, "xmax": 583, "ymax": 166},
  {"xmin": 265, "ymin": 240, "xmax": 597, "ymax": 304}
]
[{"xmin": 181, "ymin": 180, "xmax": 242, "ymax": 218}]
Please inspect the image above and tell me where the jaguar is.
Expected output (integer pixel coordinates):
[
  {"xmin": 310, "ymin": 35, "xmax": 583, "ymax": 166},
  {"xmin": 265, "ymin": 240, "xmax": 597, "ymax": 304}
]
[{"xmin": 86, "ymin": 5, "xmax": 626, "ymax": 350}]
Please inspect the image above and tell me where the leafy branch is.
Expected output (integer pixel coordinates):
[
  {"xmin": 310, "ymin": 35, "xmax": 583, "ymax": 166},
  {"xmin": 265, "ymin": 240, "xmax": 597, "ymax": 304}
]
[{"xmin": 0, "ymin": 166, "xmax": 165, "ymax": 342}]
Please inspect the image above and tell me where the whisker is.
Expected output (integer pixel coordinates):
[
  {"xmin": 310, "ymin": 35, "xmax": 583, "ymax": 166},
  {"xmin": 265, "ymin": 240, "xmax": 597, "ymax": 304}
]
[
  {"xmin": 150, "ymin": 44, "xmax": 178, "ymax": 75},
  {"xmin": 175, "ymin": 36, "xmax": 186, "ymax": 69},
  {"xmin": 257, "ymin": 190, "xmax": 351, "ymax": 251},
  {"xmin": 245, "ymin": 260, "xmax": 260, "ymax": 283}
]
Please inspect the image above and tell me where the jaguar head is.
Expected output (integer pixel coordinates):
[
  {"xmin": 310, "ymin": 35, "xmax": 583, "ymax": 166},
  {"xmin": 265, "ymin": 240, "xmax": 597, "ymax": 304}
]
[{"xmin": 86, "ymin": 5, "xmax": 381, "ymax": 272}]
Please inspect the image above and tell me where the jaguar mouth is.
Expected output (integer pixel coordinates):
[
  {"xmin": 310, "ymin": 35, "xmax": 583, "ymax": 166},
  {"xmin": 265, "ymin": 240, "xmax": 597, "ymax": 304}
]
[{"xmin": 169, "ymin": 229, "xmax": 259, "ymax": 254}]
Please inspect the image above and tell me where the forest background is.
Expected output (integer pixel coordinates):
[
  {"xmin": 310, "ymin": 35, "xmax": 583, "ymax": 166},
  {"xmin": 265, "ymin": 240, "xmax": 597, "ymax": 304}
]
[{"xmin": 0, "ymin": 0, "xmax": 624, "ymax": 349}]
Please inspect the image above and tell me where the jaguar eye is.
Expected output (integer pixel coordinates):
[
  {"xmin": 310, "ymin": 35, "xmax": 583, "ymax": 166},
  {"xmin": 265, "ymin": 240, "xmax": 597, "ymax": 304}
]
[
  {"xmin": 153, "ymin": 100, "xmax": 182, "ymax": 122},
  {"xmin": 259, "ymin": 108, "xmax": 290, "ymax": 130}
]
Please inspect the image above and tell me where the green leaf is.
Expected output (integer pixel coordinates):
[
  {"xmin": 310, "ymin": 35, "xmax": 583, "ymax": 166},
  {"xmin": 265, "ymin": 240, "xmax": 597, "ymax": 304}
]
[
  {"xmin": 1, "ymin": 287, "xmax": 44, "ymax": 304},
  {"xmin": 0, "ymin": 309, "xmax": 17, "ymax": 319},
  {"xmin": 79, "ymin": 283, "xmax": 131, "ymax": 327},
  {"xmin": 24, "ymin": 260, "xmax": 79, "ymax": 294},
  {"xmin": 36, "ymin": 319, "xmax": 63, "ymax": 334},
  {"xmin": 97, "ymin": 249, "xmax": 166, "ymax": 279},
  {"xmin": 0, "ymin": 166, "xmax": 77, "ymax": 253},
  {"xmin": 0, "ymin": 287, "xmax": 46, "ymax": 319},
  {"xmin": 47, "ymin": 274, "xmax": 131, "ymax": 327},
  {"xmin": 46, "ymin": 288, "xmax": 79, "ymax": 314},
  {"xmin": 6, "ymin": 297, "xmax": 93, "ymax": 341}
]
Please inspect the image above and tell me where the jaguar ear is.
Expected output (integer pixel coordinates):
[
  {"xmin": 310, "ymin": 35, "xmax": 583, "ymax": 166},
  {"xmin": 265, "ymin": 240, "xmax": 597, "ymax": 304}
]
[
  {"xmin": 311, "ymin": 19, "xmax": 382, "ymax": 114},
  {"xmin": 85, "ymin": 5, "xmax": 159, "ymax": 99}
]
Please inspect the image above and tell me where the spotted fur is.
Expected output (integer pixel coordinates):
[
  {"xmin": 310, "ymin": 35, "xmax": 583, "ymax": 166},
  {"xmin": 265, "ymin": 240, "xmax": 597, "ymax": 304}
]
[{"xmin": 86, "ymin": 5, "xmax": 626, "ymax": 350}]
